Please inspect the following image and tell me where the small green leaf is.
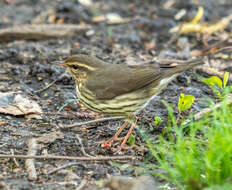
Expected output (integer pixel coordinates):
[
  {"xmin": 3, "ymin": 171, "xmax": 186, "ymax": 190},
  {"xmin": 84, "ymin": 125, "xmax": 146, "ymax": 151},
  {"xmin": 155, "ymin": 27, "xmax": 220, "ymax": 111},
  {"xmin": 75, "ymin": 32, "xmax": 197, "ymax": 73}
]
[
  {"xmin": 154, "ymin": 116, "xmax": 163, "ymax": 126},
  {"xmin": 178, "ymin": 93, "xmax": 195, "ymax": 113},
  {"xmin": 107, "ymin": 26, "xmax": 113, "ymax": 37},
  {"xmin": 127, "ymin": 134, "xmax": 135, "ymax": 146},
  {"xmin": 227, "ymin": 86, "xmax": 232, "ymax": 92},
  {"xmin": 223, "ymin": 72, "xmax": 229, "ymax": 88},
  {"xmin": 69, "ymin": 167, "xmax": 74, "ymax": 172},
  {"xmin": 203, "ymin": 76, "xmax": 223, "ymax": 89}
]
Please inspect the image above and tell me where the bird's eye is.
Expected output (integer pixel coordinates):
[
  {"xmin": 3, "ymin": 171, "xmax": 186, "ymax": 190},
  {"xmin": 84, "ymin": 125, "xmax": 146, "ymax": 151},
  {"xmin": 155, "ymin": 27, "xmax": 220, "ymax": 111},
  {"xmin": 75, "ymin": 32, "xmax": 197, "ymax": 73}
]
[{"xmin": 72, "ymin": 65, "xmax": 79, "ymax": 70}]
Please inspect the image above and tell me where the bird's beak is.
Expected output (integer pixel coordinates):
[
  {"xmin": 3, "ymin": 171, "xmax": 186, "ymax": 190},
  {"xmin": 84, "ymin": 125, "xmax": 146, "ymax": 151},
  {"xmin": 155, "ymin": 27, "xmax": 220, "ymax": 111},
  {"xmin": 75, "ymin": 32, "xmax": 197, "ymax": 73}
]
[{"xmin": 51, "ymin": 60, "xmax": 67, "ymax": 67}]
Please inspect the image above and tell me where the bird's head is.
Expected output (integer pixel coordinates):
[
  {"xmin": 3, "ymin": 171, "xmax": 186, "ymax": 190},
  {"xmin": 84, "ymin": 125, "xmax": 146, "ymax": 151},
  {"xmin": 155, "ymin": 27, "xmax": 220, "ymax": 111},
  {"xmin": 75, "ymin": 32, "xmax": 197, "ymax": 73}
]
[{"xmin": 55, "ymin": 54, "xmax": 105, "ymax": 82}]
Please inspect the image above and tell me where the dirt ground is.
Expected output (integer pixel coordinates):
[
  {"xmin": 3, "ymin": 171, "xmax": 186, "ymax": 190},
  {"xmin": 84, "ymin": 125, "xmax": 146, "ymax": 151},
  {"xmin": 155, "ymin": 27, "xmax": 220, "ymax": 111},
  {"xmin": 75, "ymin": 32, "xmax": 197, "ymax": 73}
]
[{"xmin": 0, "ymin": 0, "xmax": 232, "ymax": 189}]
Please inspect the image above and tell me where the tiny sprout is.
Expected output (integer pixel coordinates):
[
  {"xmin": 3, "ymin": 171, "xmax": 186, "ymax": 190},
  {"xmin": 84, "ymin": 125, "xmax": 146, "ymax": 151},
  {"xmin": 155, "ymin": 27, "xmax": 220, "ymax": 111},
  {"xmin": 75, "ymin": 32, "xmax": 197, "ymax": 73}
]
[
  {"xmin": 203, "ymin": 76, "xmax": 222, "ymax": 89},
  {"xmin": 127, "ymin": 134, "xmax": 135, "ymax": 146},
  {"xmin": 223, "ymin": 72, "xmax": 229, "ymax": 89},
  {"xmin": 202, "ymin": 72, "xmax": 230, "ymax": 98},
  {"xmin": 178, "ymin": 93, "xmax": 195, "ymax": 113},
  {"xmin": 154, "ymin": 116, "xmax": 163, "ymax": 126}
]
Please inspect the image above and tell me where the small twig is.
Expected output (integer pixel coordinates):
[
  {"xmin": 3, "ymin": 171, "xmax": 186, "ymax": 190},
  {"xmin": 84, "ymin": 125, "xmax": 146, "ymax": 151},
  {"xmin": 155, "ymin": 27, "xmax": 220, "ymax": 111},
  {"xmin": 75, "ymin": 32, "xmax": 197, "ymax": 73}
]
[
  {"xmin": 76, "ymin": 179, "xmax": 88, "ymax": 190},
  {"xmin": 43, "ymin": 111, "xmax": 98, "ymax": 119},
  {"xmin": 61, "ymin": 116, "xmax": 124, "ymax": 129},
  {"xmin": 214, "ymin": 46, "xmax": 232, "ymax": 54},
  {"xmin": 76, "ymin": 134, "xmax": 93, "ymax": 157},
  {"xmin": 201, "ymin": 36, "xmax": 229, "ymax": 55},
  {"xmin": 25, "ymin": 138, "xmax": 38, "ymax": 181},
  {"xmin": 35, "ymin": 73, "xmax": 65, "ymax": 93},
  {"xmin": 0, "ymin": 24, "xmax": 91, "ymax": 42},
  {"xmin": 10, "ymin": 149, "xmax": 20, "ymax": 168},
  {"xmin": 0, "ymin": 154, "xmax": 135, "ymax": 161},
  {"xmin": 34, "ymin": 79, "xmax": 57, "ymax": 93},
  {"xmin": 47, "ymin": 162, "xmax": 82, "ymax": 175},
  {"xmin": 184, "ymin": 94, "xmax": 232, "ymax": 125}
]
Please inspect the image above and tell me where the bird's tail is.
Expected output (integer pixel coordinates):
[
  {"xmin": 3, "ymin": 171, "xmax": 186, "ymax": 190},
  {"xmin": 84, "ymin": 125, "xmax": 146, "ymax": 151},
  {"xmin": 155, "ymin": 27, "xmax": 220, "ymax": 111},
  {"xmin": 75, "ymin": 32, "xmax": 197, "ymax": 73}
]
[
  {"xmin": 160, "ymin": 57, "xmax": 204, "ymax": 78},
  {"xmin": 179, "ymin": 57, "xmax": 204, "ymax": 68}
]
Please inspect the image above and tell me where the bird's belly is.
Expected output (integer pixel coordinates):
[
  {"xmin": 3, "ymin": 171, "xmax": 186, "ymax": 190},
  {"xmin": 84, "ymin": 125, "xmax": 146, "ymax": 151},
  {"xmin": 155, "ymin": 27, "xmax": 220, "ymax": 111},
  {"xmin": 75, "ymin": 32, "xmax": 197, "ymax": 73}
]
[
  {"xmin": 76, "ymin": 86, "xmax": 147, "ymax": 115},
  {"xmin": 140, "ymin": 74, "xmax": 179, "ymax": 110},
  {"xmin": 75, "ymin": 74, "xmax": 178, "ymax": 116}
]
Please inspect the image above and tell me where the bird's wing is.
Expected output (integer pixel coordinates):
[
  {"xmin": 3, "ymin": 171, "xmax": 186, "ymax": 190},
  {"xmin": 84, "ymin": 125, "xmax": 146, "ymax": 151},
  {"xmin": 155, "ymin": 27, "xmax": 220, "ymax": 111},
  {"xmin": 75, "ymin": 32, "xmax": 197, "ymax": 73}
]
[{"xmin": 84, "ymin": 64, "xmax": 162, "ymax": 100}]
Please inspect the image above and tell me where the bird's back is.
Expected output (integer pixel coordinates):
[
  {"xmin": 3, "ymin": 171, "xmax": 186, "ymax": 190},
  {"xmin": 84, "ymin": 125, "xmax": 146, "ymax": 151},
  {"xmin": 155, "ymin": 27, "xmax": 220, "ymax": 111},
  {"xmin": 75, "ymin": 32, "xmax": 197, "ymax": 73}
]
[{"xmin": 77, "ymin": 58, "xmax": 203, "ymax": 115}]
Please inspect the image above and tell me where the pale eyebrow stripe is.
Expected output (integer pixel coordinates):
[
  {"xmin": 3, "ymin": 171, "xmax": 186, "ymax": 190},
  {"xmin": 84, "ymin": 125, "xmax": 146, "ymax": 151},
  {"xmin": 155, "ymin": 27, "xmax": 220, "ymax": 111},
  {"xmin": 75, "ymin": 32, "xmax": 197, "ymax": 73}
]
[
  {"xmin": 77, "ymin": 63, "xmax": 96, "ymax": 71},
  {"xmin": 67, "ymin": 62, "xmax": 96, "ymax": 71}
]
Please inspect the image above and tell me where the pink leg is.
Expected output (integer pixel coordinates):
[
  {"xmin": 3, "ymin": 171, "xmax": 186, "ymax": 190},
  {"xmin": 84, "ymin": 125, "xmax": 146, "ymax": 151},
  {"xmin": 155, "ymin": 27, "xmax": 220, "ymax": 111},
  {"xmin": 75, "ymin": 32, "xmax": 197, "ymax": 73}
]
[
  {"xmin": 113, "ymin": 122, "xmax": 135, "ymax": 153},
  {"xmin": 102, "ymin": 121, "xmax": 129, "ymax": 147}
]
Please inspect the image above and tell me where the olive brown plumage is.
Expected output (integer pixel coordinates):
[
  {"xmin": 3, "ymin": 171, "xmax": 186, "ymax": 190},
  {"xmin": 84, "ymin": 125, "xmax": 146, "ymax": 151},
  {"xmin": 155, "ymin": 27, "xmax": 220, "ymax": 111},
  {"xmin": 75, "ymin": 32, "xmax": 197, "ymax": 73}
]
[{"xmin": 58, "ymin": 54, "xmax": 203, "ymax": 152}]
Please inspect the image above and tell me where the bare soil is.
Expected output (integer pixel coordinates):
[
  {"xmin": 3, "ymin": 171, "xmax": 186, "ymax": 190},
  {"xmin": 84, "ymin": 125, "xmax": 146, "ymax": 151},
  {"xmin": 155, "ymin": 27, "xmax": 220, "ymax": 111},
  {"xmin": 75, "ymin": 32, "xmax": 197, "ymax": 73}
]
[{"xmin": 0, "ymin": 0, "xmax": 232, "ymax": 189}]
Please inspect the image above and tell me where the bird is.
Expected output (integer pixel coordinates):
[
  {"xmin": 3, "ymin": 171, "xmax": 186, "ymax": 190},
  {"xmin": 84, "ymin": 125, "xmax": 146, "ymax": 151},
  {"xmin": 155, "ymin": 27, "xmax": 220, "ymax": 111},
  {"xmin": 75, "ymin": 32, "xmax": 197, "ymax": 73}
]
[{"xmin": 56, "ymin": 54, "xmax": 203, "ymax": 152}]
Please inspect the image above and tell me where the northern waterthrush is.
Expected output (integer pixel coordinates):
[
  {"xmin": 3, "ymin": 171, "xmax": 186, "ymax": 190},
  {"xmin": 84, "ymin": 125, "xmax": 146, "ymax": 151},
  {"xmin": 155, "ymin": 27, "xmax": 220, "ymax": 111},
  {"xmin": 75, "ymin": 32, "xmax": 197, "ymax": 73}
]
[{"xmin": 57, "ymin": 54, "xmax": 203, "ymax": 152}]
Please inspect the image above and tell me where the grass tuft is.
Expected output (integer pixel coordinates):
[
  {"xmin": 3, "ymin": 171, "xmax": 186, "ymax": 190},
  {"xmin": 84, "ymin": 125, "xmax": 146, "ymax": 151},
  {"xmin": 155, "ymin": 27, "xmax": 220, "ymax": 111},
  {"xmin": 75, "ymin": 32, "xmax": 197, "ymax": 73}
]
[{"xmin": 147, "ymin": 97, "xmax": 232, "ymax": 190}]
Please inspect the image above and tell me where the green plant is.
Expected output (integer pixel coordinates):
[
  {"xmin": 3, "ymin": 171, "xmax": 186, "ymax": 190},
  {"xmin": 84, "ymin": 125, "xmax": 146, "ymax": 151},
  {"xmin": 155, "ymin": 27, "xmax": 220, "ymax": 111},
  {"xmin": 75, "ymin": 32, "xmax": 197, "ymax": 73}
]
[
  {"xmin": 178, "ymin": 93, "xmax": 195, "ymax": 113},
  {"xmin": 202, "ymin": 72, "xmax": 231, "ymax": 99},
  {"xmin": 147, "ymin": 97, "xmax": 232, "ymax": 190},
  {"xmin": 177, "ymin": 93, "xmax": 195, "ymax": 122},
  {"xmin": 127, "ymin": 134, "xmax": 135, "ymax": 146},
  {"xmin": 223, "ymin": 71, "xmax": 229, "ymax": 88},
  {"xmin": 107, "ymin": 26, "xmax": 113, "ymax": 37},
  {"xmin": 154, "ymin": 116, "xmax": 163, "ymax": 126}
]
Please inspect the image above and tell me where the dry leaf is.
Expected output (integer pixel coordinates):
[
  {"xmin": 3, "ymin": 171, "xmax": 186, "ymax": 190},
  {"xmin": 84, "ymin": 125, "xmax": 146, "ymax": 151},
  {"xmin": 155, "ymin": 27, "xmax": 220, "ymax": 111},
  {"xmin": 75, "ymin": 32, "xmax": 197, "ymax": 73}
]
[
  {"xmin": 92, "ymin": 13, "xmax": 130, "ymax": 24},
  {"xmin": 0, "ymin": 92, "xmax": 42, "ymax": 119},
  {"xmin": 170, "ymin": 15, "xmax": 232, "ymax": 34}
]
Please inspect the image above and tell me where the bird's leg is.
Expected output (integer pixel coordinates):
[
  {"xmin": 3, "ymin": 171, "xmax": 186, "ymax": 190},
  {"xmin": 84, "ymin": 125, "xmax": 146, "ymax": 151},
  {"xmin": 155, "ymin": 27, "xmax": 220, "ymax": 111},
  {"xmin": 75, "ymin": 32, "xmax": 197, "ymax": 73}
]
[
  {"xmin": 101, "ymin": 120, "xmax": 129, "ymax": 147},
  {"xmin": 113, "ymin": 122, "xmax": 136, "ymax": 153}
]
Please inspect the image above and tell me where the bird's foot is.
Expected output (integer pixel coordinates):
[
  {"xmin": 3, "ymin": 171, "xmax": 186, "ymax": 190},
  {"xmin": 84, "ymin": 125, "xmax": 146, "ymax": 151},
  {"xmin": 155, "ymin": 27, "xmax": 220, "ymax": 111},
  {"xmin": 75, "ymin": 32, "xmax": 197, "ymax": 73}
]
[
  {"xmin": 102, "ymin": 122, "xmax": 136, "ymax": 153},
  {"xmin": 101, "ymin": 137, "xmax": 124, "ymax": 148},
  {"xmin": 101, "ymin": 121, "xmax": 129, "ymax": 148},
  {"xmin": 113, "ymin": 122, "xmax": 136, "ymax": 153}
]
